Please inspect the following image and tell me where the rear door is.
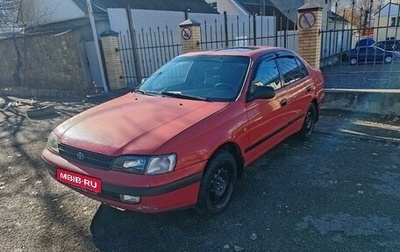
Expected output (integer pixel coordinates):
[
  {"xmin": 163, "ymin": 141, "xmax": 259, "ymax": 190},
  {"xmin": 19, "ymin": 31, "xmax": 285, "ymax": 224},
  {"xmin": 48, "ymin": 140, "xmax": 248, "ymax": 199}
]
[
  {"xmin": 275, "ymin": 56, "xmax": 313, "ymax": 130},
  {"xmin": 368, "ymin": 47, "xmax": 379, "ymax": 62}
]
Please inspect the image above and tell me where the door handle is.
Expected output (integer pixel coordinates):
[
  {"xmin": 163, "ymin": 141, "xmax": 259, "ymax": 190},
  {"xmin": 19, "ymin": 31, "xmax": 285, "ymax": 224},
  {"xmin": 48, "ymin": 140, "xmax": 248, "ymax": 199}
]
[
  {"xmin": 306, "ymin": 85, "xmax": 312, "ymax": 92},
  {"xmin": 280, "ymin": 98, "xmax": 287, "ymax": 106}
]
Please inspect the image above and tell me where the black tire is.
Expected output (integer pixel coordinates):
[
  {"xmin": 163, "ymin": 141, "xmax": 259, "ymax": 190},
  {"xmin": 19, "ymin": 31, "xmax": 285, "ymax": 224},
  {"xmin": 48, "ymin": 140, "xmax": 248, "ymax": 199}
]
[
  {"xmin": 26, "ymin": 105, "xmax": 56, "ymax": 119},
  {"xmin": 197, "ymin": 150, "xmax": 237, "ymax": 215},
  {"xmin": 297, "ymin": 103, "xmax": 316, "ymax": 141}
]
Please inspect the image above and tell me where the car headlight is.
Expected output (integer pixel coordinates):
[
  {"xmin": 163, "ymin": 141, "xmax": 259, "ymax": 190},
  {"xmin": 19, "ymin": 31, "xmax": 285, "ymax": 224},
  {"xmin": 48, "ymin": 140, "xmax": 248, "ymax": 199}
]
[
  {"xmin": 47, "ymin": 131, "xmax": 59, "ymax": 153},
  {"xmin": 112, "ymin": 154, "xmax": 176, "ymax": 175}
]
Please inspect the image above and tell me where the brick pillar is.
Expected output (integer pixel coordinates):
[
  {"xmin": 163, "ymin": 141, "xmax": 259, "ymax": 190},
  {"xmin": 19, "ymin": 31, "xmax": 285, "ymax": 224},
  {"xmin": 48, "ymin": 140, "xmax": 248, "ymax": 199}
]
[
  {"xmin": 100, "ymin": 30, "xmax": 126, "ymax": 90},
  {"xmin": 297, "ymin": 2, "xmax": 323, "ymax": 69},
  {"xmin": 179, "ymin": 19, "xmax": 201, "ymax": 54}
]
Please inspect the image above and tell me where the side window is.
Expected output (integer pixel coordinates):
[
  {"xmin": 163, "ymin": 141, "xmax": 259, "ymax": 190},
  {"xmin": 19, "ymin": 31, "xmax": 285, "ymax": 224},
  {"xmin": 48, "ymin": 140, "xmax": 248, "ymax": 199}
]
[
  {"xmin": 276, "ymin": 57, "xmax": 304, "ymax": 85},
  {"xmin": 252, "ymin": 59, "xmax": 282, "ymax": 90},
  {"xmin": 295, "ymin": 57, "xmax": 308, "ymax": 78}
]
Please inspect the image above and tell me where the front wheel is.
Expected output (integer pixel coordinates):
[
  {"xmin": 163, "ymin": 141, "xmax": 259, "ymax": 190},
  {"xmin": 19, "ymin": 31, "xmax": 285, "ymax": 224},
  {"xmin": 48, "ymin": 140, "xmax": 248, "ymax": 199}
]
[
  {"xmin": 297, "ymin": 103, "xmax": 316, "ymax": 141},
  {"xmin": 197, "ymin": 150, "xmax": 237, "ymax": 215}
]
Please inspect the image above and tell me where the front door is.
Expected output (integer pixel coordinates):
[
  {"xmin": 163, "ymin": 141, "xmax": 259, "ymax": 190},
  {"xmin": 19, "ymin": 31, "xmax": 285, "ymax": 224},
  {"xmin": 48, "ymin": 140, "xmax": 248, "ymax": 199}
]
[{"xmin": 245, "ymin": 57, "xmax": 291, "ymax": 163}]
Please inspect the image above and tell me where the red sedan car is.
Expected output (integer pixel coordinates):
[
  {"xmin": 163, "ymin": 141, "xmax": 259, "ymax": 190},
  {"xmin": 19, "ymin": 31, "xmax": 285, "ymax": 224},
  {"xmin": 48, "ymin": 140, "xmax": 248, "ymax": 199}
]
[{"xmin": 42, "ymin": 46, "xmax": 324, "ymax": 214}]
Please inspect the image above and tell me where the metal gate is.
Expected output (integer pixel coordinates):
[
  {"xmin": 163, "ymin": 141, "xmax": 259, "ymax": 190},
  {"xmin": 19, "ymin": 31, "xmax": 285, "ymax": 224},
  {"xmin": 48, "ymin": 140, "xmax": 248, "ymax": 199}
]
[
  {"xmin": 109, "ymin": 4, "xmax": 400, "ymax": 90},
  {"xmin": 320, "ymin": 1, "xmax": 400, "ymax": 90},
  {"xmin": 108, "ymin": 9, "xmax": 291, "ymax": 86}
]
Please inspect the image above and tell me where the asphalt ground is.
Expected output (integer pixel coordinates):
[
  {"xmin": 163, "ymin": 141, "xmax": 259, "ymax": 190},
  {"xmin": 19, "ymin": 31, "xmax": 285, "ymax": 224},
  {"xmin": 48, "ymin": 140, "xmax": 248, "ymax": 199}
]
[{"xmin": 0, "ymin": 97, "xmax": 399, "ymax": 252}]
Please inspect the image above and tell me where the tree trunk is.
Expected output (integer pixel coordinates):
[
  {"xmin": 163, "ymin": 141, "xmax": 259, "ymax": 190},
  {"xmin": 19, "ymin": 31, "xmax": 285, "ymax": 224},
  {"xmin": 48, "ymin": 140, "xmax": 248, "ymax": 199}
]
[{"xmin": 12, "ymin": 35, "xmax": 22, "ymax": 86}]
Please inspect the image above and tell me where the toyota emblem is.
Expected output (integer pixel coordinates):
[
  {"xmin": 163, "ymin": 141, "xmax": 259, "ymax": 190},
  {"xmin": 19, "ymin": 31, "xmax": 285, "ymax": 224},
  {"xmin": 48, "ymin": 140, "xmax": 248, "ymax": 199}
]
[{"xmin": 76, "ymin": 152, "xmax": 85, "ymax": 160}]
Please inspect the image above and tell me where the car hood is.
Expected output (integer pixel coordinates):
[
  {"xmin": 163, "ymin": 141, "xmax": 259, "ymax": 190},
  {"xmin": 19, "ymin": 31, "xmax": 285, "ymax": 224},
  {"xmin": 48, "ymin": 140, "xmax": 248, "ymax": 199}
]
[{"xmin": 56, "ymin": 93, "xmax": 228, "ymax": 156}]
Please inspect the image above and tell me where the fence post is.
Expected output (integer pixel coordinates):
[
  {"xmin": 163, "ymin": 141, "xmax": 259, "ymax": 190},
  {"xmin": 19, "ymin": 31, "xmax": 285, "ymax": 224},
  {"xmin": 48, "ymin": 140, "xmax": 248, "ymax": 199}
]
[
  {"xmin": 100, "ymin": 30, "xmax": 126, "ymax": 90},
  {"xmin": 252, "ymin": 14, "xmax": 256, "ymax": 46},
  {"xmin": 224, "ymin": 11, "xmax": 229, "ymax": 47},
  {"xmin": 297, "ymin": 2, "xmax": 323, "ymax": 69},
  {"xmin": 179, "ymin": 19, "xmax": 201, "ymax": 53},
  {"xmin": 125, "ymin": 3, "xmax": 142, "ymax": 84}
]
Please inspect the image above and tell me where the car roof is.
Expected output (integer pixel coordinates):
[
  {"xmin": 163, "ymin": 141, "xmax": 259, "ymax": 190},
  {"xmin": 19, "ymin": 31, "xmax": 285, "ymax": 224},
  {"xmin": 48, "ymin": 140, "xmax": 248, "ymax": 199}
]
[
  {"xmin": 181, "ymin": 46, "xmax": 296, "ymax": 59},
  {"xmin": 357, "ymin": 46, "xmax": 378, "ymax": 49}
]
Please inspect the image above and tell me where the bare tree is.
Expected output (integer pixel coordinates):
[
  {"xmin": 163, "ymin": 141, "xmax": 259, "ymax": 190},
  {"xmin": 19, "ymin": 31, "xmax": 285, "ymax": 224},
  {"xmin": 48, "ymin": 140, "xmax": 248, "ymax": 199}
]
[
  {"xmin": 335, "ymin": 0, "xmax": 374, "ymax": 28},
  {"xmin": 0, "ymin": 0, "xmax": 17, "ymax": 28},
  {"xmin": 0, "ymin": 0, "xmax": 56, "ymax": 87},
  {"xmin": 0, "ymin": 0, "xmax": 23, "ymax": 86}
]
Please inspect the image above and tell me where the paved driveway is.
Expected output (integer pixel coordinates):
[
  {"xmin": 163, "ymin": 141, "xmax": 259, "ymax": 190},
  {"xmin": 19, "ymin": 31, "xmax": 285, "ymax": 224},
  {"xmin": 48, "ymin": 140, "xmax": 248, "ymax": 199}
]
[{"xmin": 1, "ymin": 99, "xmax": 399, "ymax": 251}]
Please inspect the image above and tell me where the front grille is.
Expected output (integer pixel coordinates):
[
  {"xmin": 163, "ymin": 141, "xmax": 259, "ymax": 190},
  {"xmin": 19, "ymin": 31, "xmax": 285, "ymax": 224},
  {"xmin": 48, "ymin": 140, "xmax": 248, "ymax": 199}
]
[{"xmin": 59, "ymin": 143, "xmax": 113, "ymax": 169}]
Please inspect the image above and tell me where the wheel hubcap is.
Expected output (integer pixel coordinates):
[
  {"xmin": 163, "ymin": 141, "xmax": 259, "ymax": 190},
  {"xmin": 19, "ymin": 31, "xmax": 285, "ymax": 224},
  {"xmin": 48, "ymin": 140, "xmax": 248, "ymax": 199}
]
[
  {"xmin": 210, "ymin": 167, "xmax": 229, "ymax": 203},
  {"xmin": 305, "ymin": 111, "xmax": 313, "ymax": 130}
]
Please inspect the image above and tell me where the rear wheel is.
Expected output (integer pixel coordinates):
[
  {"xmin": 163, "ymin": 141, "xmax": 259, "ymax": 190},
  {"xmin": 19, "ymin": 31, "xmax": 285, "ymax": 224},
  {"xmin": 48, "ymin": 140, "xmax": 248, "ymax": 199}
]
[
  {"xmin": 384, "ymin": 56, "xmax": 393, "ymax": 64},
  {"xmin": 297, "ymin": 103, "xmax": 316, "ymax": 141},
  {"xmin": 349, "ymin": 57, "xmax": 357, "ymax": 65},
  {"xmin": 197, "ymin": 150, "xmax": 237, "ymax": 215}
]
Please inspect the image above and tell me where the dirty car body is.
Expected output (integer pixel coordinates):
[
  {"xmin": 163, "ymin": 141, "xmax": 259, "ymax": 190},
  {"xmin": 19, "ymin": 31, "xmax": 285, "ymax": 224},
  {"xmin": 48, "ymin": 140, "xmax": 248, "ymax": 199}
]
[{"xmin": 42, "ymin": 47, "xmax": 325, "ymax": 214}]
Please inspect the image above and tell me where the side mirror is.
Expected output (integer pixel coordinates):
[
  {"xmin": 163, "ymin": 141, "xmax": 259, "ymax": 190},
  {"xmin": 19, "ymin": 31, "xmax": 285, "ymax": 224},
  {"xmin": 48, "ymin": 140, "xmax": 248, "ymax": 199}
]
[{"xmin": 250, "ymin": 85, "xmax": 276, "ymax": 100}]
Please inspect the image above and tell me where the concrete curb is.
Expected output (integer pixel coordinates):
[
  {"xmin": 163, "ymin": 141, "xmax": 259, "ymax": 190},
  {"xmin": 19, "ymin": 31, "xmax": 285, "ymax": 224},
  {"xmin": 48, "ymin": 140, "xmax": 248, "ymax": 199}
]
[
  {"xmin": 322, "ymin": 89, "xmax": 400, "ymax": 116},
  {"xmin": 314, "ymin": 129, "xmax": 400, "ymax": 145}
]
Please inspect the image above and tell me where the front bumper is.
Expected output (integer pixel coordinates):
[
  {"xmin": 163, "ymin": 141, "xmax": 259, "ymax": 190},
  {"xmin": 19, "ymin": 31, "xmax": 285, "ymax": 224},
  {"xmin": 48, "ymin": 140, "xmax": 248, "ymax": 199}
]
[{"xmin": 42, "ymin": 148, "xmax": 204, "ymax": 213}]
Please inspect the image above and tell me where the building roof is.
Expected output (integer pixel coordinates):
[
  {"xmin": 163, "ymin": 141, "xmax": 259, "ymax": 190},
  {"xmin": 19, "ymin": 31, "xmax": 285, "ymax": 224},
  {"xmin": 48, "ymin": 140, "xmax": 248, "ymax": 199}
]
[
  {"xmin": 298, "ymin": 2, "xmax": 322, "ymax": 11},
  {"xmin": 72, "ymin": 0, "xmax": 218, "ymax": 14},
  {"xmin": 373, "ymin": 2, "xmax": 400, "ymax": 16},
  {"xmin": 328, "ymin": 11, "xmax": 349, "ymax": 23},
  {"xmin": 234, "ymin": 0, "xmax": 275, "ymax": 15},
  {"xmin": 234, "ymin": 0, "xmax": 295, "ymax": 30},
  {"xmin": 269, "ymin": 0, "xmax": 304, "ymax": 22}
]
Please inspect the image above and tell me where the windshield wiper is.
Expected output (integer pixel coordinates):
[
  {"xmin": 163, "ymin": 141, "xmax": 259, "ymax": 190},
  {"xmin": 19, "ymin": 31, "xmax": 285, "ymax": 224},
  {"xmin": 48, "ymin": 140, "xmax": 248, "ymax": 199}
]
[
  {"xmin": 134, "ymin": 88, "xmax": 160, "ymax": 96},
  {"xmin": 161, "ymin": 91, "xmax": 207, "ymax": 101},
  {"xmin": 134, "ymin": 88, "xmax": 146, "ymax": 95}
]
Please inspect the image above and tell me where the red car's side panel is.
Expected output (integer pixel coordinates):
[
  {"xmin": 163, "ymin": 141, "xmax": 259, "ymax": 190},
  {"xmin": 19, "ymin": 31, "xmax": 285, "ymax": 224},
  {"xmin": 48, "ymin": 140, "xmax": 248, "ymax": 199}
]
[{"xmin": 156, "ymin": 102, "xmax": 250, "ymax": 169}]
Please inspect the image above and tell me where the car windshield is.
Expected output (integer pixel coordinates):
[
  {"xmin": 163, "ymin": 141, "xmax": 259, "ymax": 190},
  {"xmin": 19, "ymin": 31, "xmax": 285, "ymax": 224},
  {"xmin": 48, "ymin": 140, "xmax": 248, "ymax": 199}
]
[{"xmin": 138, "ymin": 55, "xmax": 250, "ymax": 102}]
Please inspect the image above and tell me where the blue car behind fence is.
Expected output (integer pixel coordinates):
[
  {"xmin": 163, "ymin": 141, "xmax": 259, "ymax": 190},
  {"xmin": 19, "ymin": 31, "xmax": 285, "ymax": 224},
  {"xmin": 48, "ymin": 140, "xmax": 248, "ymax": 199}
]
[{"xmin": 346, "ymin": 46, "xmax": 395, "ymax": 65}]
